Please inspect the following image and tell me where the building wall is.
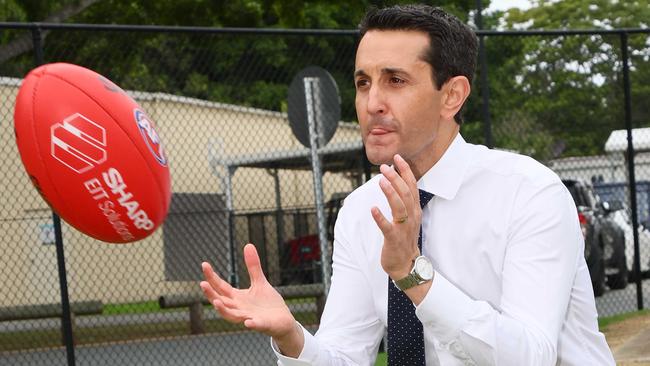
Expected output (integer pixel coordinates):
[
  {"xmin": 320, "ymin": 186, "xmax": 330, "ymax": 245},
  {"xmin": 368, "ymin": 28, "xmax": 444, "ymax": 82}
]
[
  {"xmin": 0, "ymin": 81, "xmax": 360, "ymax": 307},
  {"xmin": 548, "ymin": 153, "xmax": 650, "ymax": 184}
]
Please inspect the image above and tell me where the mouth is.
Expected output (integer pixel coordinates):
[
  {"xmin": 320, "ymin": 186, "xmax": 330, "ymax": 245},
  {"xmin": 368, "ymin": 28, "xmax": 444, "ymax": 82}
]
[
  {"xmin": 370, "ymin": 127, "xmax": 391, "ymax": 136},
  {"xmin": 365, "ymin": 127, "xmax": 396, "ymax": 148}
]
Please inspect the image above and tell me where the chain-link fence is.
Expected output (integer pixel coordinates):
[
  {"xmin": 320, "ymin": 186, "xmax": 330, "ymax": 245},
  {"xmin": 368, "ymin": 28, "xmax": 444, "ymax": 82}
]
[{"xmin": 0, "ymin": 23, "xmax": 648, "ymax": 365}]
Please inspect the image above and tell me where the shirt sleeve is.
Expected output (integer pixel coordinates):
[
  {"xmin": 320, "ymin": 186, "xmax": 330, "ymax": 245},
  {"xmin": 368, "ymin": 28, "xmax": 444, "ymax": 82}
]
[
  {"xmin": 273, "ymin": 204, "xmax": 385, "ymax": 365},
  {"xmin": 271, "ymin": 323, "xmax": 321, "ymax": 366},
  {"xmin": 416, "ymin": 181, "xmax": 582, "ymax": 365}
]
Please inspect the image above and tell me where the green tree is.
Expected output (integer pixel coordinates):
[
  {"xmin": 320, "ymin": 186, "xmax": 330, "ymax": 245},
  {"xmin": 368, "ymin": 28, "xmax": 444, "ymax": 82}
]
[
  {"xmin": 1, "ymin": 0, "xmax": 478, "ymax": 119},
  {"xmin": 4, "ymin": 0, "xmax": 646, "ymax": 158},
  {"xmin": 0, "ymin": 0, "xmax": 101, "ymax": 63},
  {"xmin": 486, "ymin": 0, "xmax": 650, "ymax": 158}
]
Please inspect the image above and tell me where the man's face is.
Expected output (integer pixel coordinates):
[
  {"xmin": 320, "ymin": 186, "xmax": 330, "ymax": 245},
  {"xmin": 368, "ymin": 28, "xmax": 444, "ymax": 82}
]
[{"xmin": 354, "ymin": 30, "xmax": 445, "ymax": 167}]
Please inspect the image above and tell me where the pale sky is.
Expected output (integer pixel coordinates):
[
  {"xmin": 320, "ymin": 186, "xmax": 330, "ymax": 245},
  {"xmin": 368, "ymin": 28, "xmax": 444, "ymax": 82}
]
[{"xmin": 487, "ymin": 0, "xmax": 533, "ymax": 12}]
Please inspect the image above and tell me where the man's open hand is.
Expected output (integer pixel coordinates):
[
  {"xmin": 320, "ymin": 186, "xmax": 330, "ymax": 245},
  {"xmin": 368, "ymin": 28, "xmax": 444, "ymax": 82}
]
[{"xmin": 200, "ymin": 244, "xmax": 304, "ymax": 357}]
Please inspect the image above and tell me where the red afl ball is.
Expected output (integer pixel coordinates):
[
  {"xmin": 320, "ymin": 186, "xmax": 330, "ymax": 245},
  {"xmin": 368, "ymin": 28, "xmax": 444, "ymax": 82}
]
[{"xmin": 13, "ymin": 63, "xmax": 171, "ymax": 243}]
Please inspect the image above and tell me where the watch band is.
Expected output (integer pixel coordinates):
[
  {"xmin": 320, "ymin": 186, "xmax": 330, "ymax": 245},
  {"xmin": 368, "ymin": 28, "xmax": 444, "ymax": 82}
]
[
  {"xmin": 393, "ymin": 273, "xmax": 423, "ymax": 291},
  {"xmin": 392, "ymin": 256, "xmax": 433, "ymax": 291}
]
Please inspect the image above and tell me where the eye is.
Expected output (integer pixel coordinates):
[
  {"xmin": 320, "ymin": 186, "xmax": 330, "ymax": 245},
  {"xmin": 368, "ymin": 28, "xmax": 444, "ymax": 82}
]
[
  {"xmin": 355, "ymin": 79, "xmax": 370, "ymax": 89},
  {"xmin": 389, "ymin": 76, "xmax": 405, "ymax": 85}
]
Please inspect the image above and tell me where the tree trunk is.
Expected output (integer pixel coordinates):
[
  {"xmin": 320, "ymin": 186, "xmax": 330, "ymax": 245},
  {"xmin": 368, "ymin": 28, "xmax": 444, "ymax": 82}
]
[{"xmin": 0, "ymin": 0, "xmax": 102, "ymax": 64}]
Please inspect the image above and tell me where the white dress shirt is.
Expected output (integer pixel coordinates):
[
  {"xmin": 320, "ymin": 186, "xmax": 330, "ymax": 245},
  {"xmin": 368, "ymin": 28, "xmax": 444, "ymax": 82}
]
[{"xmin": 273, "ymin": 134, "xmax": 615, "ymax": 365}]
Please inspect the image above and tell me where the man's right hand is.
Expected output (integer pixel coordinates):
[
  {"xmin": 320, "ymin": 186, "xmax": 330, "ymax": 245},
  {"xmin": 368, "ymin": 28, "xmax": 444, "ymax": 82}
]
[{"xmin": 200, "ymin": 243, "xmax": 304, "ymax": 358}]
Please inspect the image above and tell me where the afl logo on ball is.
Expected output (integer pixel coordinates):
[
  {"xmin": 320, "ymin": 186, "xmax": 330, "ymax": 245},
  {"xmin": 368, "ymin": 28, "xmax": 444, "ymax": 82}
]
[{"xmin": 134, "ymin": 109, "xmax": 167, "ymax": 166}]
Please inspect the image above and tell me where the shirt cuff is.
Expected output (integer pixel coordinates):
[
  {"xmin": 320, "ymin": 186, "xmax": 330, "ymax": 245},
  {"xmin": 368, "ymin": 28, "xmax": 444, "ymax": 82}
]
[
  {"xmin": 271, "ymin": 322, "xmax": 319, "ymax": 365},
  {"xmin": 415, "ymin": 271, "xmax": 477, "ymax": 342}
]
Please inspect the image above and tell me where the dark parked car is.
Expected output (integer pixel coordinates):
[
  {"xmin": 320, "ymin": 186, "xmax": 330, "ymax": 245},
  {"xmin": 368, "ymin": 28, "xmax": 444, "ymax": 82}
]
[
  {"xmin": 593, "ymin": 181, "xmax": 650, "ymax": 278},
  {"xmin": 563, "ymin": 179, "xmax": 628, "ymax": 296}
]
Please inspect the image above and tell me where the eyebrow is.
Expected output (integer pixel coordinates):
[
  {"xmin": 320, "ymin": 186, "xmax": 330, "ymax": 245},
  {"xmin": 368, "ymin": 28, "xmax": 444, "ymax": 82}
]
[
  {"xmin": 354, "ymin": 69, "xmax": 368, "ymax": 78},
  {"xmin": 353, "ymin": 67, "xmax": 410, "ymax": 78}
]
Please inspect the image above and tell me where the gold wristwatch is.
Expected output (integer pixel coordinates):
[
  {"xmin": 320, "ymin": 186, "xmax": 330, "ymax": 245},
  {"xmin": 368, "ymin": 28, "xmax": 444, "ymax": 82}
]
[{"xmin": 393, "ymin": 255, "xmax": 434, "ymax": 291}]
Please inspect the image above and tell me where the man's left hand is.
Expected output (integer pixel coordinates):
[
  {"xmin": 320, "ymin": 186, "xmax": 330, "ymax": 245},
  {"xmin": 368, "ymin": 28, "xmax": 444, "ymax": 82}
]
[{"xmin": 371, "ymin": 154, "xmax": 422, "ymax": 281}]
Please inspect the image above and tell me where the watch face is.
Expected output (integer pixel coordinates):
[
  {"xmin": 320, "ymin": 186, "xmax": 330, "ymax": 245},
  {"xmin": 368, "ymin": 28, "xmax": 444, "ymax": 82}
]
[{"xmin": 415, "ymin": 256, "xmax": 434, "ymax": 280}]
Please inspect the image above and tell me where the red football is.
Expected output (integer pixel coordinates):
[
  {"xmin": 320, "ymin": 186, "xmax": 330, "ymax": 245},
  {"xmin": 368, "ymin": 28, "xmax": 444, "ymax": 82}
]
[{"xmin": 13, "ymin": 63, "xmax": 171, "ymax": 243}]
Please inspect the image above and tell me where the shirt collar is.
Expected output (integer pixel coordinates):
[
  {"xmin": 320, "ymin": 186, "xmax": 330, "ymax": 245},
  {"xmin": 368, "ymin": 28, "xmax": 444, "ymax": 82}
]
[{"xmin": 417, "ymin": 133, "xmax": 470, "ymax": 201}]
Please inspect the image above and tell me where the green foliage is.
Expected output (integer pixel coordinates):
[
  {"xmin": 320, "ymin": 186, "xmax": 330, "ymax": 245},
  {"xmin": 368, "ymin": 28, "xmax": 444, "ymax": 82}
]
[
  {"xmin": 2, "ymin": 0, "xmax": 648, "ymax": 159},
  {"xmin": 6, "ymin": 0, "xmax": 72, "ymax": 21},
  {"xmin": 0, "ymin": 0, "xmax": 26, "ymax": 22},
  {"xmin": 494, "ymin": 109, "xmax": 555, "ymax": 160},
  {"xmin": 0, "ymin": 0, "xmax": 474, "ymax": 105},
  {"xmin": 487, "ymin": 0, "xmax": 650, "ymax": 158}
]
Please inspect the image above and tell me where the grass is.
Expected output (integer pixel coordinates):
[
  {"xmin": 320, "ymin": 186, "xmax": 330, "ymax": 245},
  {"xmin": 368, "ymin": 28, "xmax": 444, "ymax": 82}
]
[
  {"xmin": 103, "ymin": 300, "xmax": 167, "ymax": 315},
  {"xmin": 598, "ymin": 308, "xmax": 649, "ymax": 330},
  {"xmin": 102, "ymin": 297, "xmax": 315, "ymax": 315},
  {"xmin": 375, "ymin": 352, "xmax": 387, "ymax": 366}
]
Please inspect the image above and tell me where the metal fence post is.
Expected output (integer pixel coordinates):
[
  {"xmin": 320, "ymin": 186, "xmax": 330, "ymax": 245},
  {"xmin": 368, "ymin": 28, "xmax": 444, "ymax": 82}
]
[
  {"xmin": 475, "ymin": 0, "xmax": 493, "ymax": 148},
  {"xmin": 53, "ymin": 213, "xmax": 77, "ymax": 366},
  {"xmin": 304, "ymin": 77, "xmax": 332, "ymax": 295},
  {"xmin": 31, "ymin": 23, "xmax": 77, "ymax": 366},
  {"xmin": 621, "ymin": 32, "xmax": 644, "ymax": 311}
]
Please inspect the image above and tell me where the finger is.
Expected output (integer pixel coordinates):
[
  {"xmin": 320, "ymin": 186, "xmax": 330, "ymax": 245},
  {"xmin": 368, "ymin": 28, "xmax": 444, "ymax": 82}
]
[
  {"xmin": 394, "ymin": 154, "xmax": 418, "ymax": 201},
  {"xmin": 219, "ymin": 295, "xmax": 244, "ymax": 310},
  {"xmin": 200, "ymin": 281, "xmax": 219, "ymax": 303},
  {"xmin": 371, "ymin": 206, "xmax": 393, "ymax": 235},
  {"xmin": 378, "ymin": 174, "xmax": 408, "ymax": 222},
  {"xmin": 201, "ymin": 284, "xmax": 248, "ymax": 321},
  {"xmin": 215, "ymin": 299, "xmax": 247, "ymax": 319},
  {"xmin": 200, "ymin": 283, "xmax": 241, "ymax": 319},
  {"xmin": 202, "ymin": 262, "xmax": 234, "ymax": 297},
  {"xmin": 243, "ymin": 244, "xmax": 267, "ymax": 286},
  {"xmin": 212, "ymin": 298, "xmax": 248, "ymax": 323},
  {"xmin": 380, "ymin": 164, "xmax": 414, "ymax": 215}
]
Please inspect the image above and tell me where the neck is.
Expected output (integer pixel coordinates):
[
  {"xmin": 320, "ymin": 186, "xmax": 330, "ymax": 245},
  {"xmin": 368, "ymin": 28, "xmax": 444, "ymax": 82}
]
[{"xmin": 408, "ymin": 124, "xmax": 460, "ymax": 180}]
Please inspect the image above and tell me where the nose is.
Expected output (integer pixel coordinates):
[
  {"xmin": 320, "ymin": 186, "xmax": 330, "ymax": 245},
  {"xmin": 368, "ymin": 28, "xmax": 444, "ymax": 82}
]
[{"xmin": 367, "ymin": 85, "xmax": 387, "ymax": 115}]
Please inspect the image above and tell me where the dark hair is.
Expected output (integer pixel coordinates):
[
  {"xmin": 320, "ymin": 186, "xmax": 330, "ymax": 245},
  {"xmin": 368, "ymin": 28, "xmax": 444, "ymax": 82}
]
[{"xmin": 358, "ymin": 4, "xmax": 478, "ymax": 124}]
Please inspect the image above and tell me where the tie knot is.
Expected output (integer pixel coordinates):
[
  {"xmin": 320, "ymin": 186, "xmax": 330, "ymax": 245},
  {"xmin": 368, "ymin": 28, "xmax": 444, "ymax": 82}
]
[{"xmin": 418, "ymin": 189, "xmax": 434, "ymax": 209}]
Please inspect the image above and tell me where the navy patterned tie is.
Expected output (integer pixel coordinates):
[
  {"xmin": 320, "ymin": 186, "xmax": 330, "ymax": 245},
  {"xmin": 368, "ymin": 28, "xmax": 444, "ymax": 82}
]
[{"xmin": 387, "ymin": 189, "xmax": 434, "ymax": 366}]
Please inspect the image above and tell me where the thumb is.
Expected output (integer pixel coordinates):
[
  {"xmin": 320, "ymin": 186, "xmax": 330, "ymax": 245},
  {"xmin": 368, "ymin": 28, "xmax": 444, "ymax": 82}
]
[{"xmin": 244, "ymin": 243, "xmax": 267, "ymax": 286}]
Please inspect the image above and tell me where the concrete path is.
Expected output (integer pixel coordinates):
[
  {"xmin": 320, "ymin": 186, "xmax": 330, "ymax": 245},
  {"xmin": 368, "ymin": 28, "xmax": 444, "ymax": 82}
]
[{"xmin": 614, "ymin": 327, "xmax": 650, "ymax": 365}]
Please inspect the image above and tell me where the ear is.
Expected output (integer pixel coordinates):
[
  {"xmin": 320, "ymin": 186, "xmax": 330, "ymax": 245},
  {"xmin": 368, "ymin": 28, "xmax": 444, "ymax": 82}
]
[{"xmin": 440, "ymin": 76, "xmax": 471, "ymax": 121}]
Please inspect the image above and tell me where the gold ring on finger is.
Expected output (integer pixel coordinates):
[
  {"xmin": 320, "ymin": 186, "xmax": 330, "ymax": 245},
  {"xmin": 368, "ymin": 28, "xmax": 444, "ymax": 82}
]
[{"xmin": 395, "ymin": 216, "xmax": 408, "ymax": 224}]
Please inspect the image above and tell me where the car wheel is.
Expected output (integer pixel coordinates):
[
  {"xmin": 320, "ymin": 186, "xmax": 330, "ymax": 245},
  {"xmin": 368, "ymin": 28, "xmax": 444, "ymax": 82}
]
[
  {"xmin": 586, "ymin": 239, "xmax": 606, "ymax": 297},
  {"xmin": 605, "ymin": 228, "xmax": 628, "ymax": 290},
  {"xmin": 592, "ymin": 258, "xmax": 606, "ymax": 297}
]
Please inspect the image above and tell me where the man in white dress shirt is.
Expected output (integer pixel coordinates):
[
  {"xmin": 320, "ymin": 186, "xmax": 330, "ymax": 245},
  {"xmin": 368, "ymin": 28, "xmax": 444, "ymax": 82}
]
[{"xmin": 200, "ymin": 4, "xmax": 615, "ymax": 365}]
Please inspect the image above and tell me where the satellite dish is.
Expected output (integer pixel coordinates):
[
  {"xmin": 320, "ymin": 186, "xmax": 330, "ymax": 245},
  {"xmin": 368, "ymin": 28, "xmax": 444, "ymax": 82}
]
[{"xmin": 287, "ymin": 66, "xmax": 341, "ymax": 148}]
